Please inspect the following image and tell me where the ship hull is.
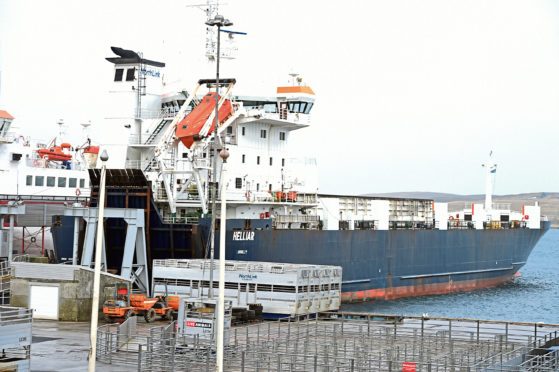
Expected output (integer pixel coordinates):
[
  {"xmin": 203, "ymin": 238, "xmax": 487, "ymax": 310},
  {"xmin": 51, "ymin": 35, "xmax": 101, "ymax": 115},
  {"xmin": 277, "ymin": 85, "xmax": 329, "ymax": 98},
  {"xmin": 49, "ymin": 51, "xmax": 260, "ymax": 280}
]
[{"xmin": 197, "ymin": 219, "xmax": 551, "ymax": 302}]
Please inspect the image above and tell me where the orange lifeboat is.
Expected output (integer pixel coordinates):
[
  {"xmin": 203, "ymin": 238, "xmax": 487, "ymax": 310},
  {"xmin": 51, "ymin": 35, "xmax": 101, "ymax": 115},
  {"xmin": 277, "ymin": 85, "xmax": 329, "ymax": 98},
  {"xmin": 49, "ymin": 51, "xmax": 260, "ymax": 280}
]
[
  {"xmin": 175, "ymin": 92, "xmax": 233, "ymax": 149},
  {"xmin": 83, "ymin": 145, "xmax": 99, "ymax": 154},
  {"xmin": 37, "ymin": 146, "xmax": 72, "ymax": 162}
]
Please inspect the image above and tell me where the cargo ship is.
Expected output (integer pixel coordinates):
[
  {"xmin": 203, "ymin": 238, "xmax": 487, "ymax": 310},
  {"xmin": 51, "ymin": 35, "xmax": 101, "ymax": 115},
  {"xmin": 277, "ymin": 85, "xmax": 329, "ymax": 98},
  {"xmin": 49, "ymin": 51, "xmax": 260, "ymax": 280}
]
[{"xmin": 51, "ymin": 46, "xmax": 550, "ymax": 303}]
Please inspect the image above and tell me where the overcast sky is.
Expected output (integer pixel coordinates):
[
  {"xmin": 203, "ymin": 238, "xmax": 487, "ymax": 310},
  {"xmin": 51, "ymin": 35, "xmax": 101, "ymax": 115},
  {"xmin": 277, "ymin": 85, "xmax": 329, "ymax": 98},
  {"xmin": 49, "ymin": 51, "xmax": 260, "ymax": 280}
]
[{"xmin": 1, "ymin": 0, "xmax": 558, "ymax": 195}]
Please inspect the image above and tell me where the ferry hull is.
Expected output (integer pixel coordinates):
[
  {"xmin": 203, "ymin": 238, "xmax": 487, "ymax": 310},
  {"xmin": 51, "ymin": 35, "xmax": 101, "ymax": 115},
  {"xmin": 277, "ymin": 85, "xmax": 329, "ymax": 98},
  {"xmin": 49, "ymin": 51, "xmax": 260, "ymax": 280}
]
[{"xmin": 197, "ymin": 219, "xmax": 550, "ymax": 302}]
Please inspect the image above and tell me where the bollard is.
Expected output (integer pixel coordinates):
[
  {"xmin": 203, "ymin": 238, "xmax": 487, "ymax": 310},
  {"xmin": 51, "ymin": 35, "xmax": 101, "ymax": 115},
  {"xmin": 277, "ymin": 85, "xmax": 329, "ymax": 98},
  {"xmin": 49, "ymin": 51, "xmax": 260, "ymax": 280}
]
[
  {"xmin": 241, "ymin": 351, "xmax": 245, "ymax": 372},
  {"xmin": 137, "ymin": 344, "xmax": 142, "ymax": 371}
]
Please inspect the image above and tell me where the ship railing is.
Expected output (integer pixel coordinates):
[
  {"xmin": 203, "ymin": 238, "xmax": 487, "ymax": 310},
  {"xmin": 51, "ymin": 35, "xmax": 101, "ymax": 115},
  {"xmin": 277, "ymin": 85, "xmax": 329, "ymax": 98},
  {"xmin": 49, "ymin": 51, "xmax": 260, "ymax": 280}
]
[
  {"xmin": 227, "ymin": 190, "xmax": 318, "ymax": 205},
  {"xmin": 124, "ymin": 159, "xmax": 159, "ymax": 170},
  {"xmin": 275, "ymin": 214, "xmax": 320, "ymax": 224},
  {"xmin": 25, "ymin": 156, "xmax": 86, "ymax": 171},
  {"xmin": 161, "ymin": 216, "xmax": 199, "ymax": 225},
  {"xmin": 263, "ymin": 111, "xmax": 311, "ymax": 125},
  {"xmin": 448, "ymin": 220, "xmax": 476, "ymax": 230},
  {"xmin": 389, "ymin": 221, "xmax": 436, "ymax": 230}
]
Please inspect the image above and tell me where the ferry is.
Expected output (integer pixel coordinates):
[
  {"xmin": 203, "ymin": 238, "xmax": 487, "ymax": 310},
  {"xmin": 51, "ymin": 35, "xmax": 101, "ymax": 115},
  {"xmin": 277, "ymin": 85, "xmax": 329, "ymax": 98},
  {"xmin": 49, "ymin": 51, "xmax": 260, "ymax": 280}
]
[{"xmin": 49, "ymin": 46, "xmax": 549, "ymax": 302}]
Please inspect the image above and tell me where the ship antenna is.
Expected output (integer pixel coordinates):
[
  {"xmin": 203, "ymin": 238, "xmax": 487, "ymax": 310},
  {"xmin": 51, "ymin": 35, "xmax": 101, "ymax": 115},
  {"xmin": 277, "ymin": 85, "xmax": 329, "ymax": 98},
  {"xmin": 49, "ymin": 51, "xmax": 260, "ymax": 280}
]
[{"xmin": 482, "ymin": 151, "xmax": 497, "ymax": 211}]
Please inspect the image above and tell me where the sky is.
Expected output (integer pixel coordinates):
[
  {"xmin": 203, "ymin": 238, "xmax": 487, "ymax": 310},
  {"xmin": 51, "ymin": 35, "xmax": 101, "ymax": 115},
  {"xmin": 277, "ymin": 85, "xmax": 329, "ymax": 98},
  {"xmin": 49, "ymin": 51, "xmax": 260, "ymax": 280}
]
[{"xmin": 1, "ymin": 0, "xmax": 558, "ymax": 195}]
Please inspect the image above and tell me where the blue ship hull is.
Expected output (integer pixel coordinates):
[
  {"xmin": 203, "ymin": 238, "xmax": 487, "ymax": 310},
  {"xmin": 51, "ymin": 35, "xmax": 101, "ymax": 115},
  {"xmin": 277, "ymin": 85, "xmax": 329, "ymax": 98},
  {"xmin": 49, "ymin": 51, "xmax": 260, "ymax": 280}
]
[{"xmin": 197, "ymin": 219, "xmax": 551, "ymax": 302}]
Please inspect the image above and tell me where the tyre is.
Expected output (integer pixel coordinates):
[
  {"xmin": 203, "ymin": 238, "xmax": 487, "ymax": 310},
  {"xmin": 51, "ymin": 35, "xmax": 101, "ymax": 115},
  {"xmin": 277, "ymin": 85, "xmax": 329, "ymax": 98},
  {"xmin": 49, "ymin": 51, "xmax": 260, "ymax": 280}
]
[
  {"xmin": 144, "ymin": 308, "xmax": 156, "ymax": 323},
  {"xmin": 124, "ymin": 310, "xmax": 135, "ymax": 320},
  {"xmin": 165, "ymin": 309, "xmax": 174, "ymax": 321}
]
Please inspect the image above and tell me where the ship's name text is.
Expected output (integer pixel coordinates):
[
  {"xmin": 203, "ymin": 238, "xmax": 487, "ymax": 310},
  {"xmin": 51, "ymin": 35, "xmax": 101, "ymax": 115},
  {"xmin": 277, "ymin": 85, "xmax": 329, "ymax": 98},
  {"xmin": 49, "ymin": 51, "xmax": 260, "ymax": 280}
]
[{"xmin": 232, "ymin": 231, "xmax": 255, "ymax": 241}]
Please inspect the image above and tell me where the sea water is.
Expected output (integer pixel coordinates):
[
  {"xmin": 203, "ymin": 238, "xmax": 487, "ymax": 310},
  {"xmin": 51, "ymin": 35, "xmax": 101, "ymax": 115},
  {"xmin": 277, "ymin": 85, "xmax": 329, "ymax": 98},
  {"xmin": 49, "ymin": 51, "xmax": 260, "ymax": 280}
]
[{"xmin": 341, "ymin": 229, "xmax": 559, "ymax": 324}]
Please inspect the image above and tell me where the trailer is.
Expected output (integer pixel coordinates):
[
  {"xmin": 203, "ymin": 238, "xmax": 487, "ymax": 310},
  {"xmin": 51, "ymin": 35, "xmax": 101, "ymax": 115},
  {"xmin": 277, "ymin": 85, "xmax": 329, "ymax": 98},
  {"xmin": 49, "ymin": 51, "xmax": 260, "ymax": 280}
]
[{"xmin": 152, "ymin": 259, "xmax": 342, "ymax": 318}]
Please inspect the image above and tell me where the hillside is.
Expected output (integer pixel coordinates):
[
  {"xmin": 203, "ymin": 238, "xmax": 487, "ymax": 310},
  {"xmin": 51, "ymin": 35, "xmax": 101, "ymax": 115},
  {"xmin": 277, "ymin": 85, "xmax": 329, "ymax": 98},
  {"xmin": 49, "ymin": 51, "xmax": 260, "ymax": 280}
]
[{"xmin": 366, "ymin": 192, "xmax": 559, "ymax": 228}]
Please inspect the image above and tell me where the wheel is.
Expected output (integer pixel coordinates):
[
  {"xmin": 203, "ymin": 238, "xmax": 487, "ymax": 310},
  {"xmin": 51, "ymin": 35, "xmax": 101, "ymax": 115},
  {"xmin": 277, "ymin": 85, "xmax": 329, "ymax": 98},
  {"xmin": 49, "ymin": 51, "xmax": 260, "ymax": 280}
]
[
  {"xmin": 124, "ymin": 310, "xmax": 135, "ymax": 320},
  {"xmin": 144, "ymin": 308, "xmax": 156, "ymax": 323},
  {"xmin": 164, "ymin": 309, "xmax": 174, "ymax": 321}
]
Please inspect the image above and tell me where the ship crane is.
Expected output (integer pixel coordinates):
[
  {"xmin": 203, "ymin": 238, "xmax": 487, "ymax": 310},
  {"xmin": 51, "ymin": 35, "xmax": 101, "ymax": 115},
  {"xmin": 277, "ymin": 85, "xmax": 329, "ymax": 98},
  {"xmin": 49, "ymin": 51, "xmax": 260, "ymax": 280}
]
[{"xmin": 150, "ymin": 78, "xmax": 242, "ymax": 215}]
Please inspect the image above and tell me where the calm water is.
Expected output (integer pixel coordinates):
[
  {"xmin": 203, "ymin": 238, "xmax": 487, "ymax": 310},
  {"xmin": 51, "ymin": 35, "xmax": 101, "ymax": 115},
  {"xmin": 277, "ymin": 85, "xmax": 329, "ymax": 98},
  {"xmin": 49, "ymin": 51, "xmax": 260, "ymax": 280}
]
[{"xmin": 341, "ymin": 229, "xmax": 559, "ymax": 324}]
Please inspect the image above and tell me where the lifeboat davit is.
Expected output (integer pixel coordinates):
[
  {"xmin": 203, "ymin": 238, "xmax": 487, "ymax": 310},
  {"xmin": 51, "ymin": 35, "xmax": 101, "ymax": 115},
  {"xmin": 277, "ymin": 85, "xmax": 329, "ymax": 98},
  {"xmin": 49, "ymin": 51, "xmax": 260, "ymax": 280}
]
[
  {"xmin": 175, "ymin": 92, "xmax": 233, "ymax": 149},
  {"xmin": 37, "ymin": 146, "xmax": 72, "ymax": 162}
]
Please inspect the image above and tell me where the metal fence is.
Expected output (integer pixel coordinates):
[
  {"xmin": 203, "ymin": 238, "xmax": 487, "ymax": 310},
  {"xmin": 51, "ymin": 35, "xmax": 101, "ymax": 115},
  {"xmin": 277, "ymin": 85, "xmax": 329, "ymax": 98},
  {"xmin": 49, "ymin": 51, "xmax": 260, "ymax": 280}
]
[
  {"xmin": 96, "ymin": 312, "xmax": 559, "ymax": 371},
  {"xmin": 0, "ymin": 260, "xmax": 10, "ymax": 305}
]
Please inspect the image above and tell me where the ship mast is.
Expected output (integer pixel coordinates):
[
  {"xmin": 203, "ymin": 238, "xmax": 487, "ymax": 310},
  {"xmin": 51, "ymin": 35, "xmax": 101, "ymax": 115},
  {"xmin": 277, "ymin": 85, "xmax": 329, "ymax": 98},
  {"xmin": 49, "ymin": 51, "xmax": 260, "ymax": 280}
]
[{"xmin": 483, "ymin": 151, "xmax": 497, "ymax": 211}]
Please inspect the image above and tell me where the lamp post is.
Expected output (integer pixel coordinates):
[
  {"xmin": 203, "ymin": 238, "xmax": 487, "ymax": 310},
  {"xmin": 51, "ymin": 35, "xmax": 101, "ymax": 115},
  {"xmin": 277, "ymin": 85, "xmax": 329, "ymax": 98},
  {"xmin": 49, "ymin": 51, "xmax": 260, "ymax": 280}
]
[
  {"xmin": 205, "ymin": 14, "xmax": 232, "ymax": 300},
  {"xmin": 88, "ymin": 149, "xmax": 109, "ymax": 372},
  {"xmin": 205, "ymin": 14, "xmax": 233, "ymax": 372}
]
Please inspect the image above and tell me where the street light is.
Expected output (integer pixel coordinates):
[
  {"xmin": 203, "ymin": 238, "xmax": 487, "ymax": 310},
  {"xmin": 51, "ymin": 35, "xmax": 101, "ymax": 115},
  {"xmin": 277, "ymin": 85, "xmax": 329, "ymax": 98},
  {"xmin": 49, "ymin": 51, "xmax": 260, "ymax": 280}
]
[
  {"xmin": 88, "ymin": 149, "xmax": 108, "ymax": 372},
  {"xmin": 206, "ymin": 14, "xmax": 232, "ymax": 372},
  {"xmin": 206, "ymin": 14, "xmax": 233, "ymax": 300}
]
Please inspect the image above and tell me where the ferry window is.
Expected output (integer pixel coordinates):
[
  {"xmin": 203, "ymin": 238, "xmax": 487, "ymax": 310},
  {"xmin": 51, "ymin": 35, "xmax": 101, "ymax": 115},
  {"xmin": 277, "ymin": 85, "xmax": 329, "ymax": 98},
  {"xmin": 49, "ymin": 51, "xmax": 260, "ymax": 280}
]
[
  {"xmin": 260, "ymin": 129, "xmax": 266, "ymax": 139},
  {"xmin": 242, "ymin": 154, "xmax": 245, "ymax": 163},
  {"xmin": 288, "ymin": 102, "xmax": 301, "ymax": 112},
  {"xmin": 282, "ymin": 158, "xmax": 285, "ymax": 167},
  {"xmin": 35, "ymin": 176, "xmax": 44, "ymax": 186},
  {"xmin": 257, "ymin": 156, "xmax": 260, "ymax": 165},
  {"xmin": 241, "ymin": 127, "xmax": 246, "ymax": 136},
  {"xmin": 256, "ymin": 183, "xmax": 260, "ymax": 191},
  {"xmin": 263, "ymin": 103, "xmax": 277, "ymax": 113},
  {"xmin": 114, "ymin": 68, "xmax": 124, "ymax": 81},
  {"xmin": 299, "ymin": 102, "xmax": 307, "ymax": 113},
  {"xmin": 235, "ymin": 178, "xmax": 242, "ymax": 189},
  {"xmin": 79, "ymin": 179, "xmax": 85, "ymax": 188},
  {"xmin": 226, "ymin": 126, "xmax": 233, "ymax": 134},
  {"xmin": 69, "ymin": 178, "xmax": 77, "ymax": 188},
  {"xmin": 125, "ymin": 68, "xmax": 135, "ymax": 81},
  {"xmin": 58, "ymin": 177, "xmax": 66, "ymax": 187},
  {"xmin": 279, "ymin": 132, "xmax": 286, "ymax": 141},
  {"xmin": 26, "ymin": 175, "xmax": 32, "ymax": 186},
  {"xmin": 269, "ymin": 184, "xmax": 272, "ymax": 191},
  {"xmin": 304, "ymin": 103, "xmax": 313, "ymax": 114},
  {"xmin": 269, "ymin": 157, "xmax": 273, "ymax": 166},
  {"xmin": 47, "ymin": 176, "xmax": 55, "ymax": 187}
]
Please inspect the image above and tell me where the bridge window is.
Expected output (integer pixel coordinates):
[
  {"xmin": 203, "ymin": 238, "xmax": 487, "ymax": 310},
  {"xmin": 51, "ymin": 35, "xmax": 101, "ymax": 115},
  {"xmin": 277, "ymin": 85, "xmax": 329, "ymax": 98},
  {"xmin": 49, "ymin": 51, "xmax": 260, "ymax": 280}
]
[
  {"xmin": 26, "ymin": 175, "xmax": 32, "ymax": 186},
  {"xmin": 58, "ymin": 177, "xmax": 66, "ymax": 187},
  {"xmin": 126, "ymin": 68, "xmax": 135, "ymax": 81},
  {"xmin": 69, "ymin": 178, "xmax": 77, "ymax": 188},
  {"xmin": 35, "ymin": 176, "xmax": 44, "ymax": 186},
  {"xmin": 114, "ymin": 68, "xmax": 124, "ymax": 82},
  {"xmin": 47, "ymin": 176, "xmax": 55, "ymax": 187}
]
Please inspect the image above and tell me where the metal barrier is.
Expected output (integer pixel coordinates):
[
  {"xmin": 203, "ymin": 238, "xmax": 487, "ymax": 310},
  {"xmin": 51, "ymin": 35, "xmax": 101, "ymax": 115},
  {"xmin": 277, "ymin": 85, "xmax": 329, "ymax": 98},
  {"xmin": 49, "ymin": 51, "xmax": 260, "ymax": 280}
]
[
  {"xmin": 0, "ymin": 261, "xmax": 10, "ymax": 305},
  {"xmin": 94, "ymin": 312, "xmax": 559, "ymax": 371}
]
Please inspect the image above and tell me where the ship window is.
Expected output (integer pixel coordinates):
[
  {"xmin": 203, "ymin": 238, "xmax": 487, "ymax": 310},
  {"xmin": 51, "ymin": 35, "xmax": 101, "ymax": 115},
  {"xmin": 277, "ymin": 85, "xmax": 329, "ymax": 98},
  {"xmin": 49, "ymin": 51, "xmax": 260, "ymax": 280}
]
[
  {"xmin": 299, "ymin": 102, "xmax": 307, "ymax": 113},
  {"xmin": 58, "ymin": 177, "xmax": 66, "ymax": 187},
  {"xmin": 69, "ymin": 178, "xmax": 77, "ymax": 188},
  {"xmin": 35, "ymin": 176, "xmax": 44, "ymax": 186},
  {"xmin": 279, "ymin": 132, "xmax": 285, "ymax": 141},
  {"xmin": 125, "ymin": 68, "xmax": 135, "ymax": 81},
  {"xmin": 304, "ymin": 103, "xmax": 313, "ymax": 114},
  {"xmin": 242, "ymin": 127, "xmax": 245, "ymax": 136},
  {"xmin": 256, "ymin": 183, "xmax": 260, "ymax": 191},
  {"xmin": 47, "ymin": 176, "xmax": 55, "ymax": 187},
  {"xmin": 269, "ymin": 184, "xmax": 272, "ymax": 191},
  {"xmin": 26, "ymin": 175, "xmax": 32, "ymax": 186},
  {"xmin": 235, "ymin": 178, "xmax": 242, "ymax": 189},
  {"xmin": 260, "ymin": 129, "xmax": 266, "ymax": 138},
  {"xmin": 257, "ymin": 156, "xmax": 260, "ymax": 165},
  {"xmin": 282, "ymin": 158, "xmax": 285, "ymax": 167},
  {"xmin": 226, "ymin": 126, "xmax": 233, "ymax": 134},
  {"xmin": 269, "ymin": 157, "xmax": 273, "ymax": 166},
  {"xmin": 288, "ymin": 102, "xmax": 301, "ymax": 112},
  {"xmin": 79, "ymin": 179, "xmax": 85, "ymax": 188},
  {"xmin": 114, "ymin": 68, "xmax": 124, "ymax": 81},
  {"xmin": 182, "ymin": 152, "xmax": 188, "ymax": 159},
  {"xmin": 242, "ymin": 154, "xmax": 245, "ymax": 163}
]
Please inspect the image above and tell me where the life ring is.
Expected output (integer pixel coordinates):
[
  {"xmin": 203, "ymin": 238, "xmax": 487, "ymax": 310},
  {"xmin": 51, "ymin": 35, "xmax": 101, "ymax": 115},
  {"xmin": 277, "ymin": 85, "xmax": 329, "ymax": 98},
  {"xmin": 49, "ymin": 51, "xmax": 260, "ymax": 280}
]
[
  {"xmin": 245, "ymin": 191, "xmax": 251, "ymax": 198},
  {"xmin": 75, "ymin": 188, "xmax": 81, "ymax": 196},
  {"xmin": 449, "ymin": 216, "xmax": 454, "ymax": 221}
]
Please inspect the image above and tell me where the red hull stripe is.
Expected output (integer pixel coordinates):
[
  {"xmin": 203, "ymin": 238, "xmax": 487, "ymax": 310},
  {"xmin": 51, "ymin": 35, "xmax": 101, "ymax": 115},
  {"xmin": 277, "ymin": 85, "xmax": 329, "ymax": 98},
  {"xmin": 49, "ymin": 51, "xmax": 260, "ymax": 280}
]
[{"xmin": 341, "ymin": 272, "xmax": 516, "ymax": 302}]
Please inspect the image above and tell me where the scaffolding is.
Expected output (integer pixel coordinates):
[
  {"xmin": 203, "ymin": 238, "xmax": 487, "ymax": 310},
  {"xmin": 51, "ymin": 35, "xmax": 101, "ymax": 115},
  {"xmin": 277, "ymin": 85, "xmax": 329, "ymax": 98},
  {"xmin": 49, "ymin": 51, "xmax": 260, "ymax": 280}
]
[{"xmin": 96, "ymin": 312, "xmax": 559, "ymax": 371}]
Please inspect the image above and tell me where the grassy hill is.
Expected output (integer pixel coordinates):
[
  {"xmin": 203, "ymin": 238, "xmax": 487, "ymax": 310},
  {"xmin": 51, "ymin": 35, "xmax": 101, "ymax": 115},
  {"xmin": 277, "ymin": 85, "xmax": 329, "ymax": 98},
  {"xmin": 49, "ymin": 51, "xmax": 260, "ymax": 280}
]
[{"xmin": 366, "ymin": 192, "xmax": 559, "ymax": 228}]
